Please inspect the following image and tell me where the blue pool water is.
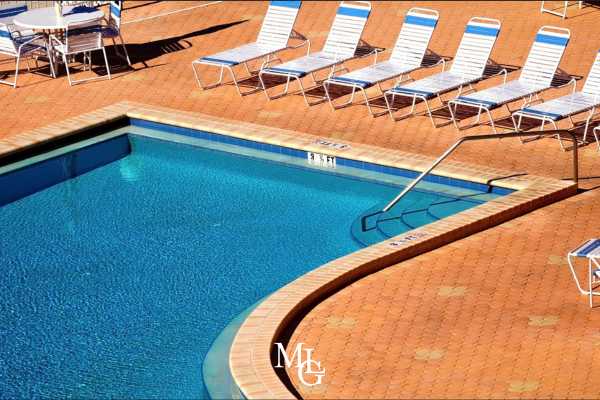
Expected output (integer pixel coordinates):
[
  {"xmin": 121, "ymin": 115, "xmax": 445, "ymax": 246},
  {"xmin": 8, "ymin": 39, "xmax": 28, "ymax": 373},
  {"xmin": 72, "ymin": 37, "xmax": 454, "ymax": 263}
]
[{"xmin": 0, "ymin": 130, "xmax": 502, "ymax": 398}]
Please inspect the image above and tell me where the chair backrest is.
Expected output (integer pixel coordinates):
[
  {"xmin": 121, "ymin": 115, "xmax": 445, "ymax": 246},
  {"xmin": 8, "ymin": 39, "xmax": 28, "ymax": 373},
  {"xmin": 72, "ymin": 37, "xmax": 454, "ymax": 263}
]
[
  {"xmin": 389, "ymin": 7, "xmax": 438, "ymax": 68},
  {"xmin": 65, "ymin": 22, "xmax": 103, "ymax": 53},
  {"xmin": 109, "ymin": 1, "xmax": 123, "ymax": 29},
  {"xmin": 0, "ymin": 23, "xmax": 17, "ymax": 55},
  {"xmin": 518, "ymin": 26, "xmax": 570, "ymax": 88},
  {"xmin": 321, "ymin": 1, "xmax": 371, "ymax": 60},
  {"xmin": 581, "ymin": 51, "xmax": 600, "ymax": 97},
  {"xmin": 0, "ymin": 2, "xmax": 27, "ymax": 19},
  {"xmin": 449, "ymin": 17, "xmax": 501, "ymax": 79},
  {"xmin": 256, "ymin": 1, "xmax": 302, "ymax": 49}
]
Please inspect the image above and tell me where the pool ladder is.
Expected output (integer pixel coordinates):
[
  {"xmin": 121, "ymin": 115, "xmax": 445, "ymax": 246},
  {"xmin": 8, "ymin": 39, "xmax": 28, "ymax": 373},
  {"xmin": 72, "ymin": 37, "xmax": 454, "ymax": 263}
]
[{"xmin": 361, "ymin": 129, "xmax": 579, "ymax": 232}]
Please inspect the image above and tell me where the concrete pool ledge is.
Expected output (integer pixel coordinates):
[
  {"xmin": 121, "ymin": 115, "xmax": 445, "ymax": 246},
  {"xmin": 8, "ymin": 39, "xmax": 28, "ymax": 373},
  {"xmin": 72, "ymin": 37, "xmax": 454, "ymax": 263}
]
[{"xmin": 0, "ymin": 101, "xmax": 577, "ymax": 399}]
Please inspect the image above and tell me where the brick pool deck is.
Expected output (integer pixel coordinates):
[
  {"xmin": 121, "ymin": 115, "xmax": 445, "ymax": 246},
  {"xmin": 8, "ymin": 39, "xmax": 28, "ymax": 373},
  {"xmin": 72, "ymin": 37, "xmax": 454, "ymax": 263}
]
[{"xmin": 1, "ymin": 1, "xmax": 600, "ymax": 398}]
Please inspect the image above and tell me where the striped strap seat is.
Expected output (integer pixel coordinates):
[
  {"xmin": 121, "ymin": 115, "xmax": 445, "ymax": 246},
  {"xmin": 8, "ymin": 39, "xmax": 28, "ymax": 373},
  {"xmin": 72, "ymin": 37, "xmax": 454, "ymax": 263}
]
[
  {"xmin": 325, "ymin": 7, "xmax": 439, "ymax": 89},
  {"xmin": 197, "ymin": 1, "xmax": 301, "ymax": 67},
  {"xmin": 0, "ymin": 3, "xmax": 27, "ymax": 18},
  {"xmin": 515, "ymin": 50, "xmax": 600, "ymax": 122},
  {"xmin": 262, "ymin": 1, "xmax": 371, "ymax": 78},
  {"xmin": 390, "ymin": 17, "xmax": 501, "ymax": 98},
  {"xmin": 457, "ymin": 81, "xmax": 549, "ymax": 108}
]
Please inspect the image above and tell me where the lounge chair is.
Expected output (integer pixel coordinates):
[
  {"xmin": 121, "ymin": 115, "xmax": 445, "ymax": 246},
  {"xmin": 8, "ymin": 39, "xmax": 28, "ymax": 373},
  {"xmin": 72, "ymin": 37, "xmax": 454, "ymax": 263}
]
[
  {"xmin": 512, "ymin": 49, "xmax": 600, "ymax": 151},
  {"xmin": 382, "ymin": 17, "xmax": 501, "ymax": 126},
  {"xmin": 322, "ymin": 7, "xmax": 440, "ymax": 116},
  {"xmin": 258, "ymin": 1, "xmax": 372, "ymax": 106},
  {"xmin": 192, "ymin": 0, "xmax": 304, "ymax": 96},
  {"xmin": 447, "ymin": 26, "xmax": 571, "ymax": 133},
  {"xmin": 0, "ymin": 2, "xmax": 34, "ymax": 38}
]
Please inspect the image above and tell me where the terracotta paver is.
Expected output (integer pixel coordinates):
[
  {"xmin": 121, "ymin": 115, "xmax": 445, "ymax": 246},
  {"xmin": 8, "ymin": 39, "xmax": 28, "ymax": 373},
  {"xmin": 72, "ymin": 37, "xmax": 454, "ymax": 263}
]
[{"xmin": 1, "ymin": 1, "xmax": 600, "ymax": 399}]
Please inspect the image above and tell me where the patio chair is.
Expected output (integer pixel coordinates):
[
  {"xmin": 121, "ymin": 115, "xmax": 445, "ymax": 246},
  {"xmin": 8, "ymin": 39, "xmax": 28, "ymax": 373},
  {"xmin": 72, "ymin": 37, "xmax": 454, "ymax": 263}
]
[
  {"xmin": 512, "ymin": 49, "xmax": 600, "ymax": 150},
  {"xmin": 383, "ymin": 17, "xmax": 501, "ymax": 126},
  {"xmin": 0, "ymin": 22, "xmax": 53, "ymax": 88},
  {"xmin": 258, "ymin": 1, "xmax": 372, "ymax": 106},
  {"xmin": 192, "ymin": 0, "xmax": 304, "ymax": 96},
  {"xmin": 567, "ymin": 238, "xmax": 600, "ymax": 307},
  {"xmin": 50, "ymin": 22, "xmax": 111, "ymax": 86},
  {"xmin": 447, "ymin": 26, "xmax": 570, "ymax": 133},
  {"xmin": 101, "ymin": 0, "xmax": 131, "ymax": 66},
  {"xmin": 322, "ymin": 7, "xmax": 440, "ymax": 116}
]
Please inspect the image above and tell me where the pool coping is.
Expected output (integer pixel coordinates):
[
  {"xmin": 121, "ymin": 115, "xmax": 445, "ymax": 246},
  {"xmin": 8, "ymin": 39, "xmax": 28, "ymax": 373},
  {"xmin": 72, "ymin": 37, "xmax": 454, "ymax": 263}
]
[{"xmin": 0, "ymin": 101, "xmax": 577, "ymax": 399}]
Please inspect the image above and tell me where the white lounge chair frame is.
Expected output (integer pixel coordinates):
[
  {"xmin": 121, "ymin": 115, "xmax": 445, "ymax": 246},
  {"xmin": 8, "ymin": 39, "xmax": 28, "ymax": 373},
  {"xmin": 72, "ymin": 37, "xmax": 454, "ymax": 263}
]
[
  {"xmin": 258, "ymin": 1, "xmax": 372, "ymax": 106},
  {"xmin": 512, "ymin": 49, "xmax": 600, "ymax": 151},
  {"xmin": 383, "ymin": 17, "xmax": 501, "ymax": 126},
  {"xmin": 102, "ymin": 0, "xmax": 131, "ymax": 66},
  {"xmin": 321, "ymin": 7, "xmax": 440, "ymax": 116},
  {"xmin": 192, "ymin": 1, "xmax": 305, "ymax": 96},
  {"xmin": 447, "ymin": 26, "xmax": 571, "ymax": 133},
  {"xmin": 567, "ymin": 239, "xmax": 600, "ymax": 307}
]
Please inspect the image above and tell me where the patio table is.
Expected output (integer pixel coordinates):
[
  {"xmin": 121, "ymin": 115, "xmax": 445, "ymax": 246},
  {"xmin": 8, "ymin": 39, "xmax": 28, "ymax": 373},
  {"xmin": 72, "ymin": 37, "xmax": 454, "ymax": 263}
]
[{"xmin": 12, "ymin": 5, "xmax": 104, "ymax": 77}]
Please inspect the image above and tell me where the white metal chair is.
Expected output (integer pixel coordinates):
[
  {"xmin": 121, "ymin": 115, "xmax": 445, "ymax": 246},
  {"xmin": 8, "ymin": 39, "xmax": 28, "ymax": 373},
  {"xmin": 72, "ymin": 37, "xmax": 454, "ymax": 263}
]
[
  {"xmin": 101, "ymin": 0, "xmax": 131, "ymax": 66},
  {"xmin": 322, "ymin": 7, "xmax": 440, "ymax": 116},
  {"xmin": 567, "ymin": 239, "xmax": 600, "ymax": 307},
  {"xmin": 258, "ymin": 1, "xmax": 372, "ymax": 106},
  {"xmin": 192, "ymin": 0, "xmax": 304, "ymax": 96},
  {"xmin": 50, "ymin": 22, "xmax": 111, "ymax": 86},
  {"xmin": 512, "ymin": 49, "xmax": 600, "ymax": 150},
  {"xmin": 383, "ymin": 17, "xmax": 501, "ymax": 126},
  {"xmin": 447, "ymin": 26, "xmax": 571, "ymax": 133},
  {"xmin": 0, "ymin": 22, "xmax": 53, "ymax": 88}
]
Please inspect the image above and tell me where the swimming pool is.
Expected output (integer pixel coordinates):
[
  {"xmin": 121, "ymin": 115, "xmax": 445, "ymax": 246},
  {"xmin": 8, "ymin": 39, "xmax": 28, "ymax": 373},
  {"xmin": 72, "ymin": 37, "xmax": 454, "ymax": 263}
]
[{"xmin": 0, "ymin": 123, "xmax": 507, "ymax": 398}]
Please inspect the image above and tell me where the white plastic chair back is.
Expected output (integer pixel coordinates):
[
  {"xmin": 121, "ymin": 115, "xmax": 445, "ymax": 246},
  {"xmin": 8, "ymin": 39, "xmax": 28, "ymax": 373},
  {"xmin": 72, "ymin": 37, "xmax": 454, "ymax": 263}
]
[
  {"xmin": 256, "ymin": 1, "xmax": 302, "ymax": 50},
  {"xmin": 518, "ymin": 26, "xmax": 570, "ymax": 88},
  {"xmin": 65, "ymin": 22, "xmax": 103, "ymax": 53},
  {"xmin": 322, "ymin": 1, "xmax": 371, "ymax": 60},
  {"xmin": 389, "ymin": 7, "xmax": 438, "ymax": 69},
  {"xmin": 0, "ymin": 24, "xmax": 17, "ymax": 55},
  {"xmin": 450, "ymin": 17, "xmax": 501, "ymax": 79},
  {"xmin": 582, "ymin": 50, "xmax": 600, "ymax": 98}
]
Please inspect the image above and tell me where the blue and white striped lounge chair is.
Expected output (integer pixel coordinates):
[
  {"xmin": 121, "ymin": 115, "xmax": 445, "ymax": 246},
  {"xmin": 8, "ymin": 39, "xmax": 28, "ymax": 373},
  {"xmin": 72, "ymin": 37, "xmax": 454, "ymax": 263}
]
[
  {"xmin": 322, "ymin": 7, "xmax": 439, "ymax": 116},
  {"xmin": 192, "ymin": 1, "xmax": 303, "ymax": 96},
  {"xmin": 258, "ymin": 1, "xmax": 372, "ymax": 106},
  {"xmin": 567, "ymin": 239, "xmax": 600, "ymax": 307},
  {"xmin": 512, "ymin": 49, "xmax": 600, "ymax": 151},
  {"xmin": 0, "ymin": 21, "xmax": 52, "ymax": 88},
  {"xmin": 383, "ymin": 17, "xmax": 501, "ymax": 126},
  {"xmin": 101, "ymin": 0, "xmax": 131, "ymax": 66},
  {"xmin": 447, "ymin": 26, "xmax": 571, "ymax": 133}
]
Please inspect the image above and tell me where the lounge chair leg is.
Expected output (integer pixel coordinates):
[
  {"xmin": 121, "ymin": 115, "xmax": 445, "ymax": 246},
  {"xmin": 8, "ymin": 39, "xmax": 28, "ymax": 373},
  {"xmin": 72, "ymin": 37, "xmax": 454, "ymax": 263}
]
[
  {"xmin": 227, "ymin": 66, "xmax": 243, "ymax": 96},
  {"xmin": 361, "ymin": 87, "xmax": 374, "ymax": 116},
  {"xmin": 424, "ymin": 98, "xmax": 436, "ymax": 127},
  {"xmin": 102, "ymin": 47, "xmax": 111, "ymax": 80},
  {"xmin": 486, "ymin": 107, "xmax": 497, "ymax": 134},
  {"xmin": 448, "ymin": 100, "xmax": 460, "ymax": 130}
]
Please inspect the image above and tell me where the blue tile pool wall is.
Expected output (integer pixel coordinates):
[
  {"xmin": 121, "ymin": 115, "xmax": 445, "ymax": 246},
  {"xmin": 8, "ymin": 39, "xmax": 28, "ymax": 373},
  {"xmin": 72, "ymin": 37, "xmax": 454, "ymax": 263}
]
[
  {"xmin": 0, "ymin": 135, "xmax": 130, "ymax": 207},
  {"xmin": 129, "ymin": 118, "xmax": 514, "ymax": 196}
]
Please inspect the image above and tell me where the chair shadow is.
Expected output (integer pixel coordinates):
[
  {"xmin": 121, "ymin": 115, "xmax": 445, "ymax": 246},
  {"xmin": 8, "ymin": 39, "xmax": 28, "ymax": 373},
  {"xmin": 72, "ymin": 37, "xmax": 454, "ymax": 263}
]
[{"xmin": 85, "ymin": 20, "xmax": 248, "ymax": 75}]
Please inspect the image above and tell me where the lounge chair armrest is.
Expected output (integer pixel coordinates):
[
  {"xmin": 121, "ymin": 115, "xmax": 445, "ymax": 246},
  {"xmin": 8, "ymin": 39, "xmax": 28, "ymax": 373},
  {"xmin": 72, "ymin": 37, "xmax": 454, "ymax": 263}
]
[
  {"xmin": 493, "ymin": 68, "xmax": 508, "ymax": 84},
  {"xmin": 289, "ymin": 30, "xmax": 310, "ymax": 55}
]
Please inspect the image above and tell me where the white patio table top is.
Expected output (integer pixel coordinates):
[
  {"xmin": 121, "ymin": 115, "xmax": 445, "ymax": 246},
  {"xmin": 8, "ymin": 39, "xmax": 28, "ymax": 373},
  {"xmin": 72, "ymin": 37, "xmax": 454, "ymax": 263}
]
[{"xmin": 12, "ymin": 5, "xmax": 104, "ymax": 30}]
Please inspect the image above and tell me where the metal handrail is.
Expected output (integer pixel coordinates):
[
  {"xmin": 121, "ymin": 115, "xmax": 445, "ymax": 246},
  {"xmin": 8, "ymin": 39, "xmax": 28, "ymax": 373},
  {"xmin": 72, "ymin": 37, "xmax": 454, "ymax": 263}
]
[{"xmin": 361, "ymin": 129, "xmax": 579, "ymax": 231}]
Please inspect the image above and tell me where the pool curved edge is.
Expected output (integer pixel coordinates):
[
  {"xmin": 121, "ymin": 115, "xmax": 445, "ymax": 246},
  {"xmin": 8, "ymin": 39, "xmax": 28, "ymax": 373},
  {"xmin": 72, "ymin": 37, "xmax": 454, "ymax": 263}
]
[{"xmin": 229, "ymin": 180, "xmax": 576, "ymax": 399}]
